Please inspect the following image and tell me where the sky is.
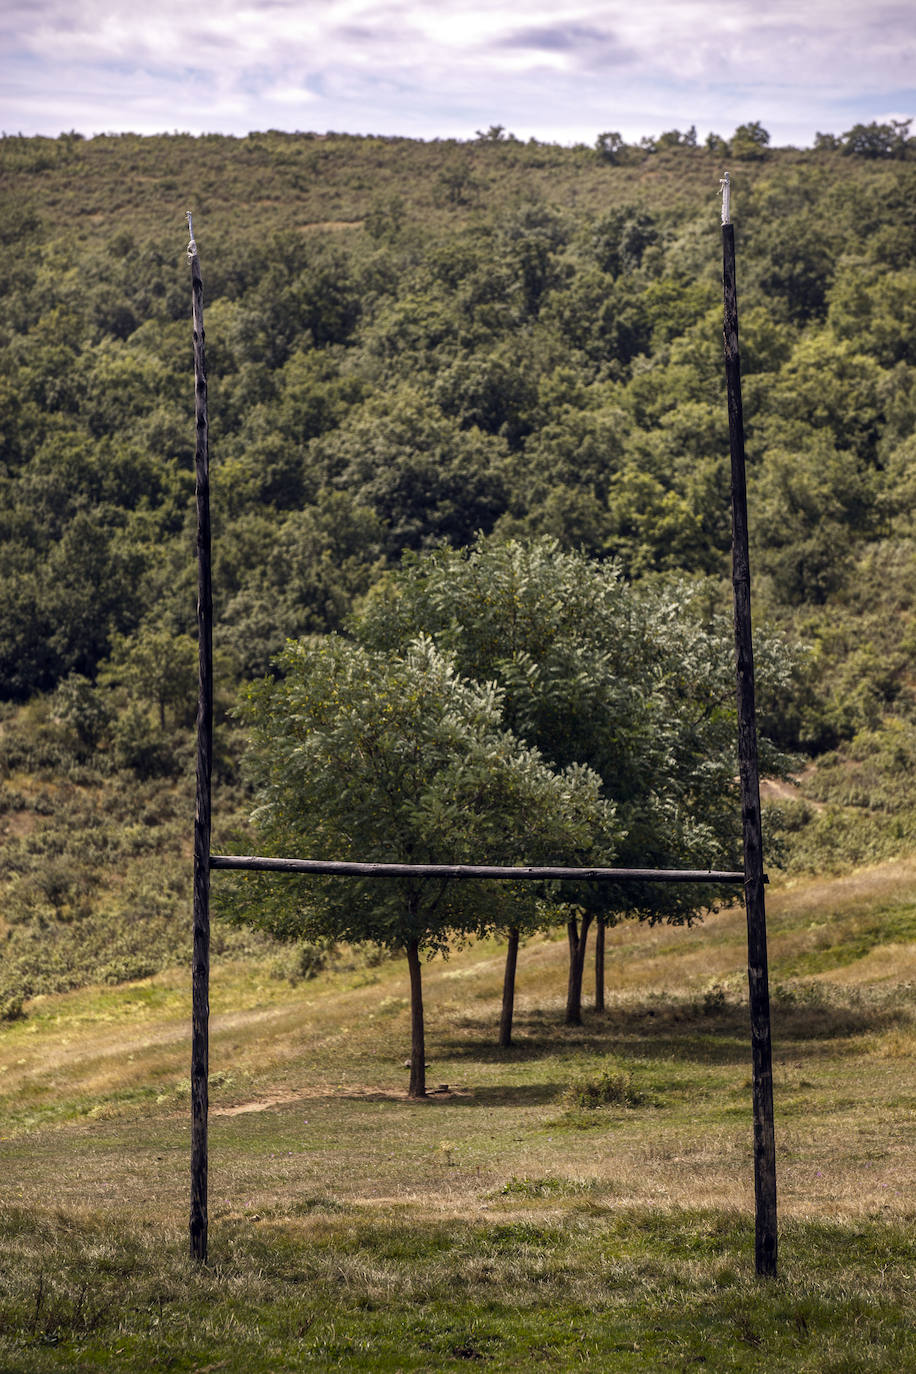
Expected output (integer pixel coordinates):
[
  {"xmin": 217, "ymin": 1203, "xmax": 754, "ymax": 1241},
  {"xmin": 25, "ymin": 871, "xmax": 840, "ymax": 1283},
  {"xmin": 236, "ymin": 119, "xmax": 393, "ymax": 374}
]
[{"xmin": 1, "ymin": 0, "xmax": 913, "ymax": 149}]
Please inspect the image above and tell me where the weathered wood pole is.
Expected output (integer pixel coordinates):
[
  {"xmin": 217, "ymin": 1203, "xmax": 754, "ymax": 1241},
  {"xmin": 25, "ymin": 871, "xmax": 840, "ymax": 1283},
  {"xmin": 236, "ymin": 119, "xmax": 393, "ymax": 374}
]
[
  {"xmin": 188, "ymin": 212, "xmax": 212, "ymax": 1264},
  {"xmin": 720, "ymin": 175, "xmax": 778, "ymax": 1279},
  {"xmin": 210, "ymin": 856, "xmax": 746, "ymax": 882}
]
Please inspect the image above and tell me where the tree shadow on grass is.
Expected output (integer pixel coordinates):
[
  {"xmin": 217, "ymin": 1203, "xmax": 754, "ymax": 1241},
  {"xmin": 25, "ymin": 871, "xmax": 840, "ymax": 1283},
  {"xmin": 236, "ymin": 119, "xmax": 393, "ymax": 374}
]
[
  {"xmin": 335, "ymin": 1082, "xmax": 562, "ymax": 1108},
  {"xmin": 435, "ymin": 993, "xmax": 910, "ymax": 1068},
  {"xmin": 436, "ymin": 1083, "xmax": 563, "ymax": 1108}
]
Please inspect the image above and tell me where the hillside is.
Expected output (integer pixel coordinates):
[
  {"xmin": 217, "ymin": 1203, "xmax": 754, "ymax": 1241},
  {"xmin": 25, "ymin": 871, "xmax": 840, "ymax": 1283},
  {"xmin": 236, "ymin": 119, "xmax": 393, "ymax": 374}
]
[{"xmin": 1, "ymin": 130, "xmax": 916, "ymax": 1008}]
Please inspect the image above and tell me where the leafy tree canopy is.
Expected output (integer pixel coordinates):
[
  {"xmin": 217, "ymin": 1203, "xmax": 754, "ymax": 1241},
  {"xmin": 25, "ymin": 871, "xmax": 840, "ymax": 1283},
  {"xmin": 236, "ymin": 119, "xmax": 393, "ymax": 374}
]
[
  {"xmin": 232, "ymin": 633, "xmax": 616, "ymax": 942},
  {"xmin": 226, "ymin": 632, "xmax": 618, "ymax": 1093},
  {"xmin": 353, "ymin": 535, "xmax": 791, "ymax": 920}
]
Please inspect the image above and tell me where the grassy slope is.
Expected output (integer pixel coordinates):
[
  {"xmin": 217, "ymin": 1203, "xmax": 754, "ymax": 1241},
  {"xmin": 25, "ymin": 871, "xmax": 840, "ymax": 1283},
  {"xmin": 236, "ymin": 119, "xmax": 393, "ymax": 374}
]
[
  {"xmin": 2, "ymin": 131, "xmax": 876, "ymax": 249},
  {"xmin": 2, "ymin": 861, "xmax": 915, "ymax": 1371}
]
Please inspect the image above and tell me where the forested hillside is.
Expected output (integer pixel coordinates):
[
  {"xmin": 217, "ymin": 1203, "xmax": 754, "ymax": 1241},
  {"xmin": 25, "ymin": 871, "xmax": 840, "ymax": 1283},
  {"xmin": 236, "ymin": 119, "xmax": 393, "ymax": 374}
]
[{"xmin": 1, "ymin": 127, "xmax": 915, "ymax": 1005}]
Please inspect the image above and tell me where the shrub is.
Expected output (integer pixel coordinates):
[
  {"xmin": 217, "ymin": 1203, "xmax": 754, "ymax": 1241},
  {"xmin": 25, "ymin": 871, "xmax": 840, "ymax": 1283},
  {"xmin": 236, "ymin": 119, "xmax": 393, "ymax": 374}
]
[
  {"xmin": 52, "ymin": 673, "xmax": 111, "ymax": 751},
  {"xmin": 110, "ymin": 704, "xmax": 174, "ymax": 778},
  {"xmin": 565, "ymin": 1067, "xmax": 641, "ymax": 1109},
  {"xmin": 298, "ymin": 939, "xmax": 336, "ymax": 980}
]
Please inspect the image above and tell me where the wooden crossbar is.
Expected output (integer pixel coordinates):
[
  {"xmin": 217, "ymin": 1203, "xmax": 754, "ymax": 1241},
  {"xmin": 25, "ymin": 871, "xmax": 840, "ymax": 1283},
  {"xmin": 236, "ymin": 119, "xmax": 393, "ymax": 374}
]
[{"xmin": 211, "ymin": 854, "xmax": 748, "ymax": 882}]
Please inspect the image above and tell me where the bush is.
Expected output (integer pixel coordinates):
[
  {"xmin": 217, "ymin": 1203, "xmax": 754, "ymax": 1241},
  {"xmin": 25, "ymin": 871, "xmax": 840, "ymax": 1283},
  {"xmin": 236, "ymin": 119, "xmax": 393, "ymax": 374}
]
[
  {"xmin": 99, "ymin": 958, "xmax": 159, "ymax": 985},
  {"xmin": 52, "ymin": 673, "xmax": 112, "ymax": 751},
  {"xmin": 110, "ymin": 704, "xmax": 175, "ymax": 778},
  {"xmin": 565, "ymin": 1067, "xmax": 641, "ymax": 1109},
  {"xmin": 297, "ymin": 940, "xmax": 336, "ymax": 980},
  {"xmin": 0, "ymin": 994, "xmax": 25, "ymax": 1022}
]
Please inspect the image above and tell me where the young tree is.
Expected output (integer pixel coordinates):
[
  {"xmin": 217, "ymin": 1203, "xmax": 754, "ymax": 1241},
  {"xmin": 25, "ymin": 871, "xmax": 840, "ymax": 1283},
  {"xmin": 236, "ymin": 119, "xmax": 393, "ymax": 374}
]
[
  {"xmin": 353, "ymin": 536, "xmax": 791, "ymax": 1026},
  {"xmin": 595, "ymin": 131, "xmax": 626, "ymax": 163},
  {"xmin": 731, "ymin": 122, "xmax": 770, "ymax": 159},
  {"xmin": 100, "ymin": 626, "xmax": 198, "ymax": 729},
  {"xmin": 228, "ymin": 634, "xmax": 617, "ymax": 1095}
]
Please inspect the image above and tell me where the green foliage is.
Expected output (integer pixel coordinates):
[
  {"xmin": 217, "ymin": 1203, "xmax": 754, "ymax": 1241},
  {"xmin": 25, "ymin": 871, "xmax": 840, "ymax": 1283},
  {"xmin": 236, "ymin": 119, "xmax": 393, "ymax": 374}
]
[
  {"xmin": 768, "ymin": 800, "xmax": 916, "ymax": 875},
  {"xmin": 594, "ymin": 131, "xmax": 626, "ymax": 163},
  {"xmin": 592, "ymin": 205, "xmax": 659, "ymax": 278},
  {"xmin": 751, "ymin": 441, "xmax": 875, "ymax": 604},
  {"xmin": 215, "ymin": 496, "xmax": 387, "ymax": 679},
  {"xmin": 304, "ymin": 386, "xmax": 510, "ymax": 553},
  {"xmin": 657, "ymin": 126, "xmax": 697, "ymax": 150},
  {"xmin": 109, "ymin": 700, "xmax": 175, "ymax": 778},
  {"xmin": 225, "ymin": 632, "xmax": 617, "ymax": 953},
  {"xmin": 841, "ymin": 119, "xmax": 912, "ymax": 159},
  {"xmin": 731, "ymin": 122, "xmax": 770, "ymax": 160},
  {"xmin": 0, "ymin": 142, "xmax": 910, "ymax": 680},
  {"xmin": 353, "ymin": 536, "xmax": 793, "ymax": 919},
  {"xmin": 51, "ymin": 673, "xmax": 111, "ymax": 751},
  {"xmin": 100, "ymin": 627, "xmax": 198, "ymax": 729}
]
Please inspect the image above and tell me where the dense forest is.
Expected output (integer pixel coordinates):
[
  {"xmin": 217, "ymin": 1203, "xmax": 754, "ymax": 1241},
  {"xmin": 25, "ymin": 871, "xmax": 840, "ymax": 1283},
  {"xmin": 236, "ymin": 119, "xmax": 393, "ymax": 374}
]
[{"xmin": 1, "ymin": 124, "xmax": 915, "ymax": 1010}]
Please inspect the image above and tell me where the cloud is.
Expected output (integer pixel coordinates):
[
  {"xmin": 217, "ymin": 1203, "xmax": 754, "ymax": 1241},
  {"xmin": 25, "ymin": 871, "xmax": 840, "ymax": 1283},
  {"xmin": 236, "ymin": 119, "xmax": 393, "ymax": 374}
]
[
  {"xmin": 495, "ymin": 21, "xmax": 635, "ymax": 74},
  {"xmin": 498, "ymin": 22, "xmax": 618, "ymax": 54},
  {"xmin": 0, "ymin": 0, "xmax": 913, "ymax": 143}
]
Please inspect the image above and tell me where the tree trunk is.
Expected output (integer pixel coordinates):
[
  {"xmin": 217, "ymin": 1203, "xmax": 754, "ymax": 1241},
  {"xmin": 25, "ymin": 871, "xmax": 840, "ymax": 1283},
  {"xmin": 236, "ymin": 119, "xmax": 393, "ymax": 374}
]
[
  {"xmin": 405, "ymin": 938, "xmax": 427, "ymax": 1098},
  {"xmin": 565, "ymin": 912, "xmax": 593, "ymax": 1025},
  {"xmin": 498, "ymin": 927, "xmax": 520, "ymax": 1048},
  {"xmin": 595, "ymin": 917, "xmax": 605, "ymax": 1012}
]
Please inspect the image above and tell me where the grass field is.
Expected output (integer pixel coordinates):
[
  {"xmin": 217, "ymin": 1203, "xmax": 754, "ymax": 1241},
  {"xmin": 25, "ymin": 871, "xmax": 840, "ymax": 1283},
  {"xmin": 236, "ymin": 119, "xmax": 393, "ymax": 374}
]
[{"xmin": 2, "ymin": 859, "xmax": 915, "ymax": 1371}]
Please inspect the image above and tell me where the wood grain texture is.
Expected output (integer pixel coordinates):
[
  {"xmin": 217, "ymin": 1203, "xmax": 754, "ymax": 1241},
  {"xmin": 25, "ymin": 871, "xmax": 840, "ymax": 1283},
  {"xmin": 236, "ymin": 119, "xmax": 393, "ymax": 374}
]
[
  {"xmin": 723, "ymin": 220, "xmax": 778, "ymax": 1279},
  {"xmin": 210, "ymin": 856, "xmax": 748, "ymax": 882},
  {"xmin": 190, "ymin": 240, "xmax": 212, "ymax": 1265}
]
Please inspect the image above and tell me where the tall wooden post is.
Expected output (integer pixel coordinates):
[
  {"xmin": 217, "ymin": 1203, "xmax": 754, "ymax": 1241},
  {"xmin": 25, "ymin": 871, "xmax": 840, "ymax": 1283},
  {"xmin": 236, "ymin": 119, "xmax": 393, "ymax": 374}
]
[
  {"xmin": 720, "ymin": 174, "xmax": 778, "ymax": 1278},
  {"xmin": 188, "ymin": 212, "xmax": 212, "ymax": 1264}
]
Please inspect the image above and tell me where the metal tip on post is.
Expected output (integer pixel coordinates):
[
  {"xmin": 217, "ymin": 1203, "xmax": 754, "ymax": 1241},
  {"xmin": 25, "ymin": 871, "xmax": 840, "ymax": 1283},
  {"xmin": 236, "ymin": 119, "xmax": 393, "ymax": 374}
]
[{"xmin": 719, "ymin": 171, "xmax": 731, "ymax": 226}]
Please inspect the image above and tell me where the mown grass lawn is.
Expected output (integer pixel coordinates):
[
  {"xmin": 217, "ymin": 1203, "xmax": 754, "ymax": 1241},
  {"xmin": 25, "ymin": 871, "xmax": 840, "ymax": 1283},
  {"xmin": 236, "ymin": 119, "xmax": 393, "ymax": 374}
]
[{"xmin": 2, "ymin": 858, "xmax": 915, "ymax": 1370}]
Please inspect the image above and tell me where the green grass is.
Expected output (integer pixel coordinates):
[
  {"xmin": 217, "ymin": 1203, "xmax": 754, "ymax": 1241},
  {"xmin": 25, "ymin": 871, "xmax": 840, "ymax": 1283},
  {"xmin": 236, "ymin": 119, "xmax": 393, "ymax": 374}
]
[
  {"xmin": 1, "ymin": 1204, "xmax": 914, "ymax": 1371},
  {"xmin": 2, "ymin": 857, "xmax": 916, "ymax": 1369}
]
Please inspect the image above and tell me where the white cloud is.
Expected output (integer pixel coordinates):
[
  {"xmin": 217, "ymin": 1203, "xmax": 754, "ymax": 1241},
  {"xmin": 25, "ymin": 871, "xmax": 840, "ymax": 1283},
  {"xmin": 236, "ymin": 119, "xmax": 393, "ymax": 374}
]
[{"xmin": 0, "ymin": 0, "xmax": 913, "ymax": 143}]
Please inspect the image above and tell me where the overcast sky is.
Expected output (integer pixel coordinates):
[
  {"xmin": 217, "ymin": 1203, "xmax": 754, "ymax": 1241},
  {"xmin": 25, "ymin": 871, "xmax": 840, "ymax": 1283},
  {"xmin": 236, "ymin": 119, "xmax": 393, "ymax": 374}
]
[{"xmin": 1, "ymin": 0, "xmax": 913, "ymax": 148}]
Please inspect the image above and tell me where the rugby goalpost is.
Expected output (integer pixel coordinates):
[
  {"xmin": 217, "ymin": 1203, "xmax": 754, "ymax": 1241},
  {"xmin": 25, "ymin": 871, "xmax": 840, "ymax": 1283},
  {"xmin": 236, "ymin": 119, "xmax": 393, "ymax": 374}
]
[{"xmin": 186, "ymin": 174, "xmax": 778, "ymax": 1276}]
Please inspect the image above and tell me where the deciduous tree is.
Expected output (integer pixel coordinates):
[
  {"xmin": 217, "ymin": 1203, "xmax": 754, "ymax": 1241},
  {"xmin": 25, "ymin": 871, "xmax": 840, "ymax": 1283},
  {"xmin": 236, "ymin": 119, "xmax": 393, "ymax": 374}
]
[
  {"xmin": 353, "ymin": 537, "xmax": 786, "ymax": 1027},
  {"xmin": 228, "ymin": 634, "xmax": 617, "ymax": 1094}
]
